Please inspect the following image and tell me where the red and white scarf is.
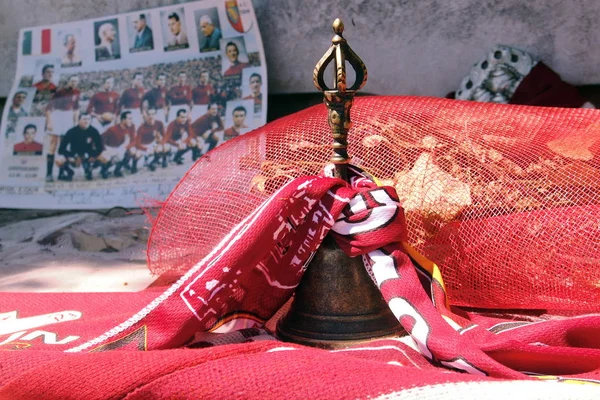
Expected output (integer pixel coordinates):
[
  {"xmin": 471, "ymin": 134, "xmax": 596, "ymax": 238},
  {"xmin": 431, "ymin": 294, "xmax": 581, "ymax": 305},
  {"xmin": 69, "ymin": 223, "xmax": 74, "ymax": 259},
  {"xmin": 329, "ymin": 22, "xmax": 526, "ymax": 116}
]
[{"xmin": 2, "ymin": 165, "xmax": 600, "ymax": 398}]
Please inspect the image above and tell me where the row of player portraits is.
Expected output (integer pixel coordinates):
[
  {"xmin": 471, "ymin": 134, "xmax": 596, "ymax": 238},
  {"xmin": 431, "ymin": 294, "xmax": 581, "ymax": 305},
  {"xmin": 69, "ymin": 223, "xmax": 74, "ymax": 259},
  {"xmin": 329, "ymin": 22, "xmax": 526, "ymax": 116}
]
[
  {"xmin": 23, "ymin": 30, "xmax": 252, "ymax": 79},
  {"xmin": 25, "ymin": 5, "xmax": 249, "ymax": 68},
  {"xmin": 17, "ymin": 35, "xmax": 254, "ymax": 112}
]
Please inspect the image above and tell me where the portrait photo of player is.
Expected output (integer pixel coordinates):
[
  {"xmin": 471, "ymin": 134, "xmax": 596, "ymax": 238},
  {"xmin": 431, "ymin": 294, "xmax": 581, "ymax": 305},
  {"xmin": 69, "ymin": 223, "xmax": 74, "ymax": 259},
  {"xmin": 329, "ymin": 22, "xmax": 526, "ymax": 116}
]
[
  {"xmin": 127, "ymin": 13, "xmax": 154, "ymax": 53},
  {"xmin": 223, "ymin": 99, "xmax": 253, "ymax": 142},
  {"xmin": 59, "ymin": 29, "xmax": 83, "ymax": 67},
  {"xmin": 220, "ymin": 37, "xmax": 249, "ymax": 78},
  {"xmin": 195, "ymin": 8, "xmax": 222, "ymax": 53},
  {"xmin": 241, "ymin": 67, "xmax": 263, "ymax": 114},
  {"xmin": 94, "ymin": 19, "xmax": 121, "ymax": 62},
  {"xmin": 5, "ymin": 88, "xmax": 35, "ymax": 138},
  {"xmin": 13, "ymin": 123, "xmax": 43, "ymax": 156},
  {"xmin": 32, "ymin": 60, "xmax": 60, "ymax": 94},
  {"xmin": 161, "ymin": 8, "xmax": 189, "ymax": 51}
]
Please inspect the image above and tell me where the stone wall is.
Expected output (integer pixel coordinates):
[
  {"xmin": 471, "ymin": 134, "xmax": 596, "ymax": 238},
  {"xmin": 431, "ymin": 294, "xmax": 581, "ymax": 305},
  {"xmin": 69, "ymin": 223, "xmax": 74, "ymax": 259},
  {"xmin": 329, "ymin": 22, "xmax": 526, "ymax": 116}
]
[{"xmin": 1, "ymin": 0, "xmax": 599, "ymax": 97}]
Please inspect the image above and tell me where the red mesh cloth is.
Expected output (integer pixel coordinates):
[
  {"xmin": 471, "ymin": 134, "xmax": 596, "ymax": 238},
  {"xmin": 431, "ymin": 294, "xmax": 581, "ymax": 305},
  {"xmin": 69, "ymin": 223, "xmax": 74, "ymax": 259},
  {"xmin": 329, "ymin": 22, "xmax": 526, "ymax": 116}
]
[{"xmin": 149, "ymin": 96, "xmax": 600, "ymax": 312}]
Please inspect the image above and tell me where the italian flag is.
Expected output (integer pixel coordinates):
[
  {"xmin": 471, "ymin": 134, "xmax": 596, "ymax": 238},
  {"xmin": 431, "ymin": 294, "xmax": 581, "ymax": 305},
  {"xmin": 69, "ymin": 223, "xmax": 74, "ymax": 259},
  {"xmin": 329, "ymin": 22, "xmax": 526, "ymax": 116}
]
[{"xmin": 22, "ymin": 29, "xmax": 52, "ymax": 56}]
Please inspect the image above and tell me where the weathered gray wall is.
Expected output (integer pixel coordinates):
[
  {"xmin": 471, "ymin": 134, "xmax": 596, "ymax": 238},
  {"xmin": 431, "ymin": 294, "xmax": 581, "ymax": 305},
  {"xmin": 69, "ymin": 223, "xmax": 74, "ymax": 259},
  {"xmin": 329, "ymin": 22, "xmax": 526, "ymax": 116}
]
[{"xmin": 1, "ymin": 0, "xmax": 599, "ymax": 97}]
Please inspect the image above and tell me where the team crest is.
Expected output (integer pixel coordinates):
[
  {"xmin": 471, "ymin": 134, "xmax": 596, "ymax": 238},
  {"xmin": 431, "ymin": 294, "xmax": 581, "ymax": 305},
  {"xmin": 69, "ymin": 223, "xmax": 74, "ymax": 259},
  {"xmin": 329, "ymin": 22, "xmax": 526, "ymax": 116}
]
[{"xmin": 226, "ymin": 0, "xmax": 244, "ymax": 33}]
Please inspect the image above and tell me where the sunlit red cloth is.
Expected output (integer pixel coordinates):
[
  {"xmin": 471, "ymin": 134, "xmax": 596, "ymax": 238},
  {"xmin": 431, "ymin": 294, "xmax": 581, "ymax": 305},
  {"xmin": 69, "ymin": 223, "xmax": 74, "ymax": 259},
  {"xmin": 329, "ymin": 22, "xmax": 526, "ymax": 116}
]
[{"xmin": 2, "ymin": 97, "xmax": 600, "ymax": 398}]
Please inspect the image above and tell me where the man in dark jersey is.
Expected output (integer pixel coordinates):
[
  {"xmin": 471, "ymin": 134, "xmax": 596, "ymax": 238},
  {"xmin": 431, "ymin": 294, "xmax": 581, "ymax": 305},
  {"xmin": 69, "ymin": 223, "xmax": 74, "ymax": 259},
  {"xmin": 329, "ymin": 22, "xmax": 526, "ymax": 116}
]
[
  {"xmin": 55, "ymin": 113, "xmax": 103, "ymax": 181},
  {"xmin": 190, "ymin": 70, "xmax": 214, "ymax": 121},
  {"xmin": 119, "ymin": 72, "xmax": 145, "ymax": 128},
  {"xmin": 142, "ymin": 74, "xmax": 168, "ymax": 124},
  {"xmin": 45, "ymin": 75, "xmax": 80, "ymax": 182},
  {"xmin": 134, "ymin": 108, "xmax": 165, "ymax": 172},
  {"xmin": 97, "ymin": 111, "xmax": 136, "ymax": 178},
  {"xmin": 87, "ymin": 76, "xmax": 120, "ymax": 133},
  {"xmin": 162, "ymin": 108, "xmax": 192, "ymax": 166},
  {"xmin": 191, "ymin": 101, "xmax": 224, "ymax": 159},
  {"xmin": 167, "ymin": 71, "xmax": 192, "ymax": 123}
]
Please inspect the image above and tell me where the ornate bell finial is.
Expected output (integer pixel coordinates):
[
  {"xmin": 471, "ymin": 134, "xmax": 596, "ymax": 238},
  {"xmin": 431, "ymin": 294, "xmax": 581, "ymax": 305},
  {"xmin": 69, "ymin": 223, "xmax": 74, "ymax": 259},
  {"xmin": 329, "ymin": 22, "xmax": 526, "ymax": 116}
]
[{"xmin": 313, "ymin": 18, "xmax": 368, "ymax": 181}]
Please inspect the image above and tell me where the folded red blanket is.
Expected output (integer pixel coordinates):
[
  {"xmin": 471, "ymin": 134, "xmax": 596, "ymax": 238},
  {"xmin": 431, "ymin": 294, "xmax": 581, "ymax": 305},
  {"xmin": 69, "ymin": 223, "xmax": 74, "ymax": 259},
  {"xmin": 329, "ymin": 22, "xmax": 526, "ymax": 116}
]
[{"xmin": 453, "ymin": 44, "xmax": 590, "ymax": 108}]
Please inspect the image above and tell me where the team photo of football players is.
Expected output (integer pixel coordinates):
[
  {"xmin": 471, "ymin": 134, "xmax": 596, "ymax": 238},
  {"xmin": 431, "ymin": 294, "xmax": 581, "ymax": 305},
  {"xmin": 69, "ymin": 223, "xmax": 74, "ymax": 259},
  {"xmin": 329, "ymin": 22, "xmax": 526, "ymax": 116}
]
[
  {"xmin": 1, "ymin": 0, "xmax": 265, "ymax": 189},
  {"xmin": 20, "ymin": 53, "xmax": 259, "ymax": 183}
]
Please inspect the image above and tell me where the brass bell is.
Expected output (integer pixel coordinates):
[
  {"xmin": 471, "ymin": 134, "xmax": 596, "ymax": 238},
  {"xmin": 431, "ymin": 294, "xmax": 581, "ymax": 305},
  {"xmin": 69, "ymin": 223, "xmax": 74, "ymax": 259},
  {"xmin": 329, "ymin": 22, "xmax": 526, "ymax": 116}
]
[{"xmin": 276, "ymin": 18, "xmax": 404, "ymax": 348}]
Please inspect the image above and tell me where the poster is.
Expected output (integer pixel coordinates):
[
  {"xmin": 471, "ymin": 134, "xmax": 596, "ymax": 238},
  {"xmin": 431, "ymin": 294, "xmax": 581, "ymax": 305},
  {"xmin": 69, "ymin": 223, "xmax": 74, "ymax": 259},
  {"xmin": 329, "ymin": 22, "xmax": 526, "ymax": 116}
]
[{"xmin": 0, "ymin": 0, "xmax": 267, "ymax": 209}]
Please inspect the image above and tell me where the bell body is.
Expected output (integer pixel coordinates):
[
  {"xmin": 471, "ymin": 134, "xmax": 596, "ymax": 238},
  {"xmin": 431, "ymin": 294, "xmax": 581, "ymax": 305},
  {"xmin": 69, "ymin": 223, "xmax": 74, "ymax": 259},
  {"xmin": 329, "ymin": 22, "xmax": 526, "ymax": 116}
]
[{"xmin": 276, "ymin": 233, "xmax": 404, "ymax": 348}]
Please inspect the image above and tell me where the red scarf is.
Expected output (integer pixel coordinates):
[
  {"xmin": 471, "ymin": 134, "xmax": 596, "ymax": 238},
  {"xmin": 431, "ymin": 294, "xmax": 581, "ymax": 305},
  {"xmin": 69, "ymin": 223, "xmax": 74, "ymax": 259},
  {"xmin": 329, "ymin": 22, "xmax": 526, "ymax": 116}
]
[{"xmin": 3, "ymin": 165, "xmax": 600, "ymax": 398}]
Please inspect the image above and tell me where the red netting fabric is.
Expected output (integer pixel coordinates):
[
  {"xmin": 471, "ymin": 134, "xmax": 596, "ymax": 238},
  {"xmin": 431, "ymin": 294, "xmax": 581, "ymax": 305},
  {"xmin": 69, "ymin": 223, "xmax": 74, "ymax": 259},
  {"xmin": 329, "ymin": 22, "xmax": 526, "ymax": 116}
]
[{"xmin": 148, "ymin": 96, "xmax": 600, "ymax": 312}]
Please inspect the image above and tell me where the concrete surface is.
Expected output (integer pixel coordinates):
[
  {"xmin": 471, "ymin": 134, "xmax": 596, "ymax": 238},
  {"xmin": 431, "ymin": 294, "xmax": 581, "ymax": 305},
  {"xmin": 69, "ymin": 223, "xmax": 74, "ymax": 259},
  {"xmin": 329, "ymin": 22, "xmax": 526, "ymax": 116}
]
[
  {"xmin": 0, "ymin": 0, "xmax": 599, "ymax": 98},
  {"xmin": 0, "ymin": 212, "xmax": 154, "ymax": 291}
]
